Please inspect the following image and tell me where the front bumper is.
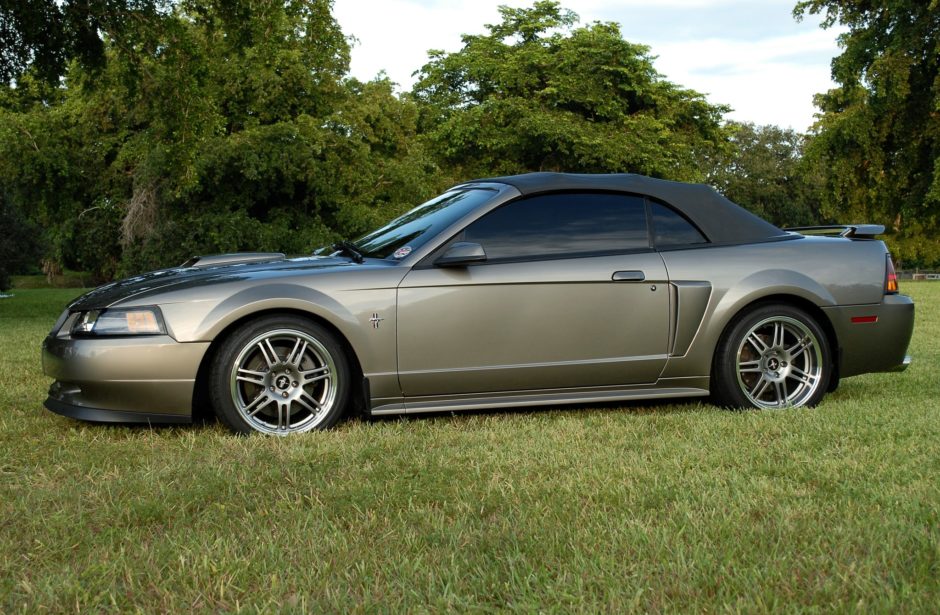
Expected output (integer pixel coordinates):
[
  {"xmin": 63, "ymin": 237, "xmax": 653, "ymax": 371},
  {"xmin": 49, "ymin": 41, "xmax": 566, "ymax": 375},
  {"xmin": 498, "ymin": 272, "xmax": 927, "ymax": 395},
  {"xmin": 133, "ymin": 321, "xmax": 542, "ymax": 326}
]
[
  {"xmin": 42, "ymin": 334, "xmax": 210, "ymax": 424},
  {"xmin": 822, "ymin": 294, "xmax": 915, "ymax": 378}
]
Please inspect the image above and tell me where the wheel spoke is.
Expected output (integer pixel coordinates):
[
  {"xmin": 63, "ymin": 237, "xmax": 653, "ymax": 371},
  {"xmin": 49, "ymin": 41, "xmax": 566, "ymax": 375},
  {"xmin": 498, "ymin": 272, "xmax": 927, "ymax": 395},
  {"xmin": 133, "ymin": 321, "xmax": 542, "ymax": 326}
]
[
  {"xmin": 257, "ymin": 339, "xmax": 278, "ymax": 367},
  {"xmin": 266, "ymin": 338, "xmax": 281, "ymax": 362},
  {"xmin": 284, "ymin": 337, "xmax": 301, "ymax": 364},
  {"xmin": 277, "ymin": 401, "xmax": 291, "ymax": 430},
  {"xmin": 786, "ymin": 335, "xmax": 813, "ymax": 356},
  {"xmin": 773, "ymin": 381, "xmax": 786, "ymax": 407},
  {"xmin": 772, "ymin": 322, "xmax": 784, "ymax": 348},
  {"xmin": 301, "ymin": 365, "xmax": 330, "ymax": 384},
  {"xmin": 244, "ymin": 392, "xmax": 274, "ymax": 417},
  {"xmin": 738, "ymin": 359, "xmax": 762, "ymax": 373},
  {"xmin": 747, "ymin": 333, "xmax": 768, "ymax": 354},
  {"xmin": 287, "ymin": 338, "xmax": 308, "ymax": 367},
  {"xmin": 297, "ymin": 391, "xmax": 322, "ymax": 414},
  {"xmin": 236, "ymin": 368, "xmax": 266, "ymax": 386},
  {"xmin": 787, "ymin": 366, "xmax": 816, "ymax": 386},
  {"xmin": 749, "ymin": 377, "xmax": 770, "ymax": 400}
]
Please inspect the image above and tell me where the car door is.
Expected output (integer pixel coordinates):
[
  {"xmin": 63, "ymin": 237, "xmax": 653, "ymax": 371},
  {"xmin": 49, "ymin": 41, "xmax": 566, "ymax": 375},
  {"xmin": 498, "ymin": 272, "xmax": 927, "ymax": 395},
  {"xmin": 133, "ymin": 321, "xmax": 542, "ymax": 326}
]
[{"xmin": 397, "ymin": 192, "xmax": 670, "ymax": 397}]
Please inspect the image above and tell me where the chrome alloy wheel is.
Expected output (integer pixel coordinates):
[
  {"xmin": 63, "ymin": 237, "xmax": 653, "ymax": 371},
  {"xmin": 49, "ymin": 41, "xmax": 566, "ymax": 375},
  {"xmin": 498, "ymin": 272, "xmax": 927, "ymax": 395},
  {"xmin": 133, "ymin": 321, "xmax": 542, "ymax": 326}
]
[
  {"xmin": 735, "ymin": 316, "xmax": 823, "ymax": 408},
  {"xmin": 229, "ymin": 329, "xmax": 337, "ymax": 434}
]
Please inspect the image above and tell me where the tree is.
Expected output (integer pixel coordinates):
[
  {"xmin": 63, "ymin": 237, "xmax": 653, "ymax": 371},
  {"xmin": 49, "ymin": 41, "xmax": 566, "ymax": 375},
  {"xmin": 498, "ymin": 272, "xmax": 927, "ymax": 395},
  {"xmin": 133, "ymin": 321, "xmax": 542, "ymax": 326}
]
[
  {"xmin": 0, "ymin": 0, "xmax": 173, "ymax": 85},
  {"xmin": 0, "ymin": 190, "xmax": 42, "ymax": 291},
  {"xmin": 412, "ymin": 1, "xmax": 730, "ymax": 181},
  {"xmin": 708, "ymin": 122, "xmax": 824, "ymax": 228},
  {"xmin": 796, "ymin": 0, "xmax": 940, "ymax": 266},
  {"xmin": 0, "ymin": 1, "xmax": 445, "ymax": 278}
]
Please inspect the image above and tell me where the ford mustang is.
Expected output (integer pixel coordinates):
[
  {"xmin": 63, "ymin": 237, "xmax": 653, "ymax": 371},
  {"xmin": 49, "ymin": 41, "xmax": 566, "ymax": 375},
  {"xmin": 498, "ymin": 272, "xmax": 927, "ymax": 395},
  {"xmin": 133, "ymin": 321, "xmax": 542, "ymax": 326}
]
[{"xmin": 42, "ymin": 173, "xmax": 914, "ymax": 434}]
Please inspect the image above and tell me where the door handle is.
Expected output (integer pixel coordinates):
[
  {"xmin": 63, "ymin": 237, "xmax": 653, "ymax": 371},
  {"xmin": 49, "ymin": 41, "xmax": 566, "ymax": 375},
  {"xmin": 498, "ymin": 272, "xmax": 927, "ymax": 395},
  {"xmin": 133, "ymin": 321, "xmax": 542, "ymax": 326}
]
[{"xmin": 611, "ymin": 270, "xmax": 646, "ymax": 282}]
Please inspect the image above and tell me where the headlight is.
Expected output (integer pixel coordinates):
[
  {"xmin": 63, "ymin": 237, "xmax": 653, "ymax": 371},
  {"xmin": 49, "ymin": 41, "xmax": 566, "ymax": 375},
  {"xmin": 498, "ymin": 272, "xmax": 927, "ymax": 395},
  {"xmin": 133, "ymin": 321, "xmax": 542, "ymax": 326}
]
[
  {"xmin": 50, "ymin": 309, "xmax": 71, "ymax": 335},
  {"xmin": 70, "ymin": 307, "xmax": 166, "ymax": 337}
]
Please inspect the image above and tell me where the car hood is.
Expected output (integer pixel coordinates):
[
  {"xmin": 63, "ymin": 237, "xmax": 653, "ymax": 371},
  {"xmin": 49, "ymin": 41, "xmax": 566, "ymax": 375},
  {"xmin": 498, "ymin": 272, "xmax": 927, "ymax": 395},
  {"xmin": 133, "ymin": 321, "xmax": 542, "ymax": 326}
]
[{"xmin": 68, "ymin": 253, "xmax": 366, "ymax": 310}]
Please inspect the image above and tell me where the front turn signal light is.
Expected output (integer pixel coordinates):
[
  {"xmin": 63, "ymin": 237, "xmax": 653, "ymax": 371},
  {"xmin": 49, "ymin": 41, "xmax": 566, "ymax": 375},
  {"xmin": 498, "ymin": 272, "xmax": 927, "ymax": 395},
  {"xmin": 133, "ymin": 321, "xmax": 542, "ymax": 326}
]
[{"xmin": 885, "ymin": 254, "xmax": 899, "ymax": 295}]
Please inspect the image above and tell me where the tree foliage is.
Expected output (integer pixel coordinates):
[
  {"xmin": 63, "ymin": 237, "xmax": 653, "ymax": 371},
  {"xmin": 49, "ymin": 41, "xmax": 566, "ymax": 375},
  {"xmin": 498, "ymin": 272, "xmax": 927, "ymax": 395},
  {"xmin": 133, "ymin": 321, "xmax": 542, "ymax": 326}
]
[
  {"xmin": 0, "ymin": 0, "xmax": 443, "ymax": 277},
  {"xmin": 796, "ymin": 0, "xmax": 940, "ymax": 266},
  {"xmin": 0, "ymin": 191, "xmax": 42, "ymax": 291},
  {"xmin": 412, "ymin": 1, "xmax": 730, "ymax": 181},
  {"xmin": 708, "ymin": 122, "xmax": 824, "ymax": 228},
  {"xmin": 0, "ymin": 0, "xmax": 173, "ymax": 85},
  {"xmin": 15, "ymin": 1, "xmax": 939, "ymax": 281}
]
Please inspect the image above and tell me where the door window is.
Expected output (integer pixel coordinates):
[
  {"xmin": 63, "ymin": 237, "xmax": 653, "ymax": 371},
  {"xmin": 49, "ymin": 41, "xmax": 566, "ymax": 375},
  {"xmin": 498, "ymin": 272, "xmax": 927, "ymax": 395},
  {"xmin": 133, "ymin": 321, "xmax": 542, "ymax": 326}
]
[{"xmin": 462, "ymin": 192, "xmax": 649, "ymax": 261}]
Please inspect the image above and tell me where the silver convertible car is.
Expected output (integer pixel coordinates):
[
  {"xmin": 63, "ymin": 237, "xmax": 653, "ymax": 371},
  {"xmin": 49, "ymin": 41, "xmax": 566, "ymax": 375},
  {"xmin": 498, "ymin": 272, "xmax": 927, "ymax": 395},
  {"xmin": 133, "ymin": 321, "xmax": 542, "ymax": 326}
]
[{"xmin": 43, "ymin": 173, "xmax": 914, "ymax": 434}]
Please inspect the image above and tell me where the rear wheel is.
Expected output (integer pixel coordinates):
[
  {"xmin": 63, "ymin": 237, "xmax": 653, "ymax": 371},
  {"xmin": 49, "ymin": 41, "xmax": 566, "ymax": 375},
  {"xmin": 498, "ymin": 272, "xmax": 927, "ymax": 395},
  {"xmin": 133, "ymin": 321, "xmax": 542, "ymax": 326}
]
[
  {"xmin": 209, "ymin": 315, "xmax": 350, "ymax": 434},
  {"xmin": 712, "ymin": 304, "xmax": 831, "ymax": 409}
]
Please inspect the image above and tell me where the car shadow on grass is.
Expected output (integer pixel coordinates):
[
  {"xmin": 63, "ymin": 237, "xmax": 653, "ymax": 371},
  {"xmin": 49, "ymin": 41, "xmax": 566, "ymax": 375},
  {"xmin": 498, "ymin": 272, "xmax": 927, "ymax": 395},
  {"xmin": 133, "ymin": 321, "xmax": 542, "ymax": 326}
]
[{"xmin": 47, "ymin": 396, "xmax": 720, "ymax": 436}]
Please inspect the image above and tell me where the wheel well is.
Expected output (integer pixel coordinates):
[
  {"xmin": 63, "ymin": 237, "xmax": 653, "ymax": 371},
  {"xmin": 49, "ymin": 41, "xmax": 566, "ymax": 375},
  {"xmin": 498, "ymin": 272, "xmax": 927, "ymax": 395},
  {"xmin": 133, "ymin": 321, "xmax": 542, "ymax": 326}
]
[
  {"xmin": 714, "ymin": 294, "xmax": 840, "ymax": 390},
  {"xmin": 190, "ymin": 308, "xmax": 366, "ymax": 422}
]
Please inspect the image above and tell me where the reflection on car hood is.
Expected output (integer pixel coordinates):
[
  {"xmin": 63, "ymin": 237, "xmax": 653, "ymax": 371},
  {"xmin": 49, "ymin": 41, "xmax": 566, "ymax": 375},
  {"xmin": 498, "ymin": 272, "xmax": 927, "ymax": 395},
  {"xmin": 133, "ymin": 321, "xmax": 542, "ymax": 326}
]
[{"xmin": 68, "ymin": 254, "xmax": 363, "ymax": 310}]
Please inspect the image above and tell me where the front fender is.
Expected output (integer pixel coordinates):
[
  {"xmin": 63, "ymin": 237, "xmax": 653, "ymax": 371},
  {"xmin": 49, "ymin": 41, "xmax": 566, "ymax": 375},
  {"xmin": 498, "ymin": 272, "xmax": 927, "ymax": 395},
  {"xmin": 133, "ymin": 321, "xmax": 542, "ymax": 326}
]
[
  {"xmin": 193, "ymin": 283, "xmax": 358, "ymax": 341},
  {"xmin": 158, "ymin": 283, "xmax": 398, "ymax": 389}
]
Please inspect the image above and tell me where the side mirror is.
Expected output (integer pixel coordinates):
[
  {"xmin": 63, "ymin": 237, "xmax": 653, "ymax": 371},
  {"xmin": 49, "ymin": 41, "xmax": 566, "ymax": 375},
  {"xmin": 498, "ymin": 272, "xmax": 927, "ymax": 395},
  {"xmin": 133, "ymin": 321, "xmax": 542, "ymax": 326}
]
[{"xmin": 435, "ymin": 242, "xmax": 487, "ymax": 267}]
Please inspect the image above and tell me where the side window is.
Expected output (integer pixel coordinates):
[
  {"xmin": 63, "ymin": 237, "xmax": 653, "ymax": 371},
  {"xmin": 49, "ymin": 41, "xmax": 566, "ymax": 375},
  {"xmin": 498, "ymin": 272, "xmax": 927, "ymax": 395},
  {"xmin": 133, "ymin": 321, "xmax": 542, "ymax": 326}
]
[
  {"xmin": 463, "ymin": 193, "xmax": 649, "ymax": 261},
  {"xmin": 650, "ymin": 200, "xmax": 708, "ymax": 248}
]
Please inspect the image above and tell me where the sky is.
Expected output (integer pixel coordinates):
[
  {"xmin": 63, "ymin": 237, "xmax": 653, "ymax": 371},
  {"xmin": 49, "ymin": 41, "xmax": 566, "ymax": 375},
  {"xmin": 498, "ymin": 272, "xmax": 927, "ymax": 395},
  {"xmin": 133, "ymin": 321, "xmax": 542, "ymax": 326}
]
[{"xmin": 332, "ymin": 0, "xmax": 846, "ymax": 132}]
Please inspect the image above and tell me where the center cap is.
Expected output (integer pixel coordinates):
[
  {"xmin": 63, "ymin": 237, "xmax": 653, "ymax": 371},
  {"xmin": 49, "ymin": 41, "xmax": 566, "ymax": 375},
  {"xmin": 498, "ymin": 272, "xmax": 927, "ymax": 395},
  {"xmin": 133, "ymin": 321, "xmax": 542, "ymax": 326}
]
[
  {"xmin": 275, "ymin": 375, "xmax": 291, "ymax": 390},
  {"xmin": 767, "ymin": 357, "xmax": 780, "ymax": 371}
]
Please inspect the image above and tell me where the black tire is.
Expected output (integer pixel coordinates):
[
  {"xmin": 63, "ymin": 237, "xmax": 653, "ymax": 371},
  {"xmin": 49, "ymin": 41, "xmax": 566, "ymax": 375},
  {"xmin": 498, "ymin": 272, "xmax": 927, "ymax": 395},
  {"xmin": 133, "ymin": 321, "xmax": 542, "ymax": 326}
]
[
  {"xmin": 209, "ymin": 315, "xmax": 351, "ymax": 434},
  {"xmin": 711, "ymin": 304, "xmax": 831, "ymax": 410}
]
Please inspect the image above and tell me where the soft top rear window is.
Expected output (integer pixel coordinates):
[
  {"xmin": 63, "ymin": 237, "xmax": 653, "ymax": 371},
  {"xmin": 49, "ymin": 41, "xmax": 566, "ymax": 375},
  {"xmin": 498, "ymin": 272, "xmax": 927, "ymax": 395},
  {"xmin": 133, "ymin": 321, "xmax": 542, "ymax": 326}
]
[{"xmin": 650, "ymin": 200, "xmax": 708, "ymax": 248}]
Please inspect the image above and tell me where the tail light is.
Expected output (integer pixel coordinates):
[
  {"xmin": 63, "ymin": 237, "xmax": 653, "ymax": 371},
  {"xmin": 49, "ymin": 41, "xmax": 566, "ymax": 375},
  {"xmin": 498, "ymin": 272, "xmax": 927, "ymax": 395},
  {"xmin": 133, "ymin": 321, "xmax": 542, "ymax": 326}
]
[{"xmin": 885, "ymin": 254, "xmax": 899, "ymax": 295}]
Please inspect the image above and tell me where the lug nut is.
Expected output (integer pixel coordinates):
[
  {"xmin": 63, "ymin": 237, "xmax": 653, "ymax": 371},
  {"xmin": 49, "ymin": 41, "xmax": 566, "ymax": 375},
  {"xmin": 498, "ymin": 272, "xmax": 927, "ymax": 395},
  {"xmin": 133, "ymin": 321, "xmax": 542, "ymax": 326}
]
[
  {"xmin": 292, "ymin": 381, "xmax": 298, "ymax": 387},
  {"xmin": 269, "ymin": 386, "xmax": 275, "ymax": 391},
  {"xmin": 281, "ymin": 392, "xmax": 289, "ymax": 398}
]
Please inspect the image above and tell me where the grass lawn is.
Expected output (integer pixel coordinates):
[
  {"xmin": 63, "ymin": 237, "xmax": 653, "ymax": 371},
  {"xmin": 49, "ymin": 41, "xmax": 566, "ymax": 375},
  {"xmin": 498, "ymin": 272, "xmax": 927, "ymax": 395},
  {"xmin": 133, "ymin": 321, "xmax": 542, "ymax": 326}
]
[
  {"xmin": 1, "ymin": 285, "xmax": 937, "ymax": 612},
  {"xmin": 10, "ymin": 271, "xmax": 91, "ymax": 290}
]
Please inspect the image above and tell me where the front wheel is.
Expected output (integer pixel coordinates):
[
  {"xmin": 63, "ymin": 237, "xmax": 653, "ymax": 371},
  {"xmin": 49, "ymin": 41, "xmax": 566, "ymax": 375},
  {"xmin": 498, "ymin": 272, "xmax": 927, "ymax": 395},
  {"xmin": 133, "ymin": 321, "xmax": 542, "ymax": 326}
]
[
  {"xmin": 712, "ymin": 305, "xmax": 831, "ymax": 409},
  {"xmin": 209, "ymin": 315, "xmax": 350, "ymax": 434}
]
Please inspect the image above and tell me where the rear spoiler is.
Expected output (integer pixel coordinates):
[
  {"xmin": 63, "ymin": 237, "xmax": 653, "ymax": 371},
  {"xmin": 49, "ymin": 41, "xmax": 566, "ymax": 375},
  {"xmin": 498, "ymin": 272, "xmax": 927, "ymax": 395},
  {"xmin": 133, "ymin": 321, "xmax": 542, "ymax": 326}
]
[{"xmin": 785, "ymin": 224, "xmax": 885, "ymax": 239}]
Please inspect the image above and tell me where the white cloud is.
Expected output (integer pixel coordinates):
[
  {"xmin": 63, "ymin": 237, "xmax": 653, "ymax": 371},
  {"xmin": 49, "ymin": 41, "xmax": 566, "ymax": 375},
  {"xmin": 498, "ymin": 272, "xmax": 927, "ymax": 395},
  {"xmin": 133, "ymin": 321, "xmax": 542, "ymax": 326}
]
[
  {"xmin": 333, "ymin": 0, "xmax": 534, "ymax": 87},
  {"xmin": 650, "ymin": 29, "xmax": 842, "ymax": 129}
]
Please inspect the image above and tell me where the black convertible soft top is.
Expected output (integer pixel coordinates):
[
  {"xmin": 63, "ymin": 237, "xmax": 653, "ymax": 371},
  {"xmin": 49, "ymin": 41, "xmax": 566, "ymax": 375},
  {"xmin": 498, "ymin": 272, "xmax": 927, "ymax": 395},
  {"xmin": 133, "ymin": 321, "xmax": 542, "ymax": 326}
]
[{"xmin": 466, "ymin": 172, "xmax": 786, "ymax": 245}]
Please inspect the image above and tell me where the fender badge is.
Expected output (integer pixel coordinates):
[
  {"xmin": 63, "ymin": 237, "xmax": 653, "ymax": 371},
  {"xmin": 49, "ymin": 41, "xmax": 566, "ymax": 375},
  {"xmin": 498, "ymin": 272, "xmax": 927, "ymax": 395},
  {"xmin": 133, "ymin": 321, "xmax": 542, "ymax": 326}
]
[
  {"xmin": 369, "ymin": 313, "xmax": 384, "ymax": 329},
  {"xmin": 393, "ymin": 246, "xmax": 412, "ymax": 259}
]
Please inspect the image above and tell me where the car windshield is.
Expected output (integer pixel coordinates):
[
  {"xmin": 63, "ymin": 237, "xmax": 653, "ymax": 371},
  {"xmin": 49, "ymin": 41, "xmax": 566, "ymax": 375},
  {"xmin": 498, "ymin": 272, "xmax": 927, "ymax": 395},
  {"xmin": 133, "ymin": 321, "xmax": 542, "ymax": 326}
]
[{"xmin": 352, "ymin": 188, "xmax": 496, "ymax": 259}]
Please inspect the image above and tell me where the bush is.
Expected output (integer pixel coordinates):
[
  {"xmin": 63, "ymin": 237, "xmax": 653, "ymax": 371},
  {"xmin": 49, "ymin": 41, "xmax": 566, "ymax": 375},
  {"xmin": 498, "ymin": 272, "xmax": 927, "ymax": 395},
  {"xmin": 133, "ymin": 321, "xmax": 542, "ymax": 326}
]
[{"xmin": 0, "ymin": 193, "xmax": 42, "ymax": 291}]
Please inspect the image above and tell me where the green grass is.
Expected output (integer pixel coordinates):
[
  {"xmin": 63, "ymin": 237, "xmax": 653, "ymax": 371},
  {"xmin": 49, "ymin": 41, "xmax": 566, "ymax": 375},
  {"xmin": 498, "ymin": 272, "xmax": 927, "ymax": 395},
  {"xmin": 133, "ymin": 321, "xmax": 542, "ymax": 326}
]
[
  {"xmin": 10, "ymin": 270, "xmax": 91, "ymax": 290},
  {"xmin": 1, "ymin": 286, "xmax": 938, "ymax": 612}
]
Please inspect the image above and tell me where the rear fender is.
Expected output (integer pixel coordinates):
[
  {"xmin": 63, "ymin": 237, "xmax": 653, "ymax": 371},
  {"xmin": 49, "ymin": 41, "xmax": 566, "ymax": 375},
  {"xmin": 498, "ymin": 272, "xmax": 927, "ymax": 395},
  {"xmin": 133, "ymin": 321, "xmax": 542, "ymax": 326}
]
[
  {"xmin": 705, "ymin": 269, "xmax": 835, "ymax": 351},
  {"xmin": 716, "ymin": 269, "xmax": 836, "ymax": 321},
  {"xmin": 662, "ymin": 269, "xmax": 836, "ymax": 380}
]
